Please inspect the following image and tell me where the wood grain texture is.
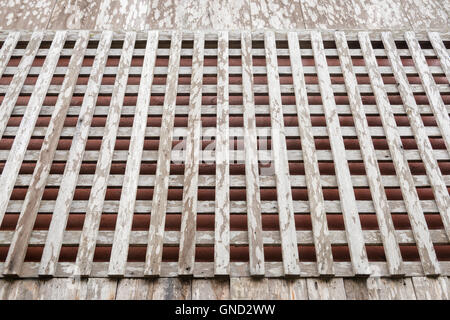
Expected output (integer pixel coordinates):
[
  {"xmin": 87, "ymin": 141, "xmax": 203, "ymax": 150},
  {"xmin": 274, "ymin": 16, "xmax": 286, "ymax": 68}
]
[
  {"xmin": 230, "ymin": 278, "xmax": 269, "ymax": 299},
  {"xmin": 143, "ymin": 31, "xmax": 182, "ymax": 277},
  {"xmin": 214, "ymin": 31, "xmax": 231, "ymax": 276},
  {"xmin": 178, "ymin": 31, "xmax": 204, "ymax": 276},
  {"xmin": 146, "ymin": 0, "xmax": 180, "ymax": 29},
  {"xmin": 412, "ymin": 276, "xmax": 449, "ymax": 299},
  {"xmin": 402, "ymin": 0, "xmax": 449, "ymax": 31},
  {"xmin": 192, "ymin": 279, "xmax": 230, "ymax": 299},
  {"xmin": 0, "ymin": 31, "xmax": 65, "ymax": 233},
  {"xmin": 151, "ymin": 278, "xmax": 192, "ymax": 300},
  {"xmin": 241, "ymin": 31, "xmax": 265, "ymax": 276},
  {"xmin": 307, "ymin": 278, "xmax": 346, "ymax": 300},
  {"xmin": 344, "ymin": 278, "xmax": 370, "ymax": 300},
  {"xmin": 86, "ymin": 278, "xmax": 117, "ymax": 300},
  {"xmin": 75, "ymin": 32, "xmax": 136, "ymax": 277},
  {"xmin": 178, "ymin": 0, "xmax": 251, "ymax": 30},
  {"xmin": 105, "ymin": 31, "xmax": 158, "ymax": 277},
  {"xmin": 335, "ymin": 31, "xmax": 403, "ymax": 276},
  {"xmin": 428, "ymin": 32, "xmax": 450, "ymax": 81},
  {"xmin": 386, "ymin": 31, "xmax": 450, "ymax": 242},
  {"xmin": 2, "ymin": 31, "xmax": 89, "ymax": 277},
  {"xmin": 368, "ymin": 277, "xmax": 417, "ymax": 300},
  {"xmin": 0, "ymin": 0, "xmax": 56, "ymax": 30},
  {"xmin": 264, "ymin": 31, "xmax": 300, "ymax": 276},
  {"xmin": 288, "ymin": 31, "xmax": 334, "ymax": 276},
  {"xmin": 0, "ymin": 31, "xmax": 43, "ymax": 139},
  {"xmin": 48, "ymin": 0, "xmax": 101, "ymax": 30},
  {"xmin": 250, "ymin": 0, "xmax": 305, "ymax": 29},
  {"xmin": 312, "ymin": 31, "xmax": 370, "ymax": 276},
  {"xmin": 351, "ymin": 0, "xmax": 410, "ymax": 29},
  {"xmin": 95, "ymin": 0, "xmax": 150, "ymax": 31},
  {"xmin": 38, "ymin": 278, "xmax": 87, "ymax": 300},
  {"xmin": 404, "ymin": 31, "xmax": 450, "ymax": 152},
  {"xmin": 116, "ymin": 279, "xmax": 151, "ymax": 300},
  {"xmin": 0, "ymin": 32, "xmax": 20, "ymax": 78},
  {"xmin": 360, "ymin": 31, "xmax": 441, "ymax": 276}
]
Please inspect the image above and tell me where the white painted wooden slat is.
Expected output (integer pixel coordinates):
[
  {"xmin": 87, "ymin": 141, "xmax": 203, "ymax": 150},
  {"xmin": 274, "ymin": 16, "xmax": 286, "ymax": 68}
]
[
  {"xmin": 311, "ymin": 31, "xmax": 370, "ymax": 276},
  {"xmin": 143, "ymin": 31, "xmax": 182, "ymax": 277},
  {"xmin": 74, "ymin": 32, "xmax": 138, "ymax": 277},
  {"xmin": 428, "ymin": 32, "xmax": 450, "ymax": 81},
  {"xmin": 2, "ymin": 31, "xmax": 90, "ymax": 276},
  {"xmin": 404, "ymin": 31, "xmax": 450, "ymax": 152},
  {"xmin": 335, "ymin": 31, "xmax": 403, "ymax": 276},
  {"xmin": 178, "ymin": 31, "xmax": 204, "ymax": 276},
  {"xmin": 265, "ymin": 31, "xmax": 300, "ymax": 276},
  {"xmin": 383, "ymin": 31, "xmax": 450, "ymax": 243},
  {"xmin": 104, "ymin": 31, "xmax": 158, "ymax": 277},
  {"xmin": 214, "ymin": 31, "xmax": 231, "ymax": 276},
  {"xmin": 0, "ymin": 31, "xmax": 65, "ymax": 229},
  {"xmin": 36, "ymin": 31, "xmax": 114, "ymax": 276},
  {"xmin": 0, "ymin": 31, "xmax": 43, "ymax": 140},
  {"xmin": 0, "ymin": 32, "xmax": 20, "ymax": 78},
  {"xmin": 288, "ymin": 31, "xmax": 334, "ymax": 276},
  {"xmin": 241, "ymin": 31, "xmax": 265, "ymax": 277},
  {"xmin": 360, "ymin": 32, "xmax": 441, "ymax": 276}
]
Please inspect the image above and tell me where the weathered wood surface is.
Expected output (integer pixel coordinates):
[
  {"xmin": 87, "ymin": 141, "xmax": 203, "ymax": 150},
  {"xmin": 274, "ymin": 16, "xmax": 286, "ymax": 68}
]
[
  {"xmin": 241, "ymin": 31, "xmax": 265, "ymax": 276},
  {"xmin": 288, "ymin": 31, "xmax": 333, "ymax": 276},
  {"xmin": 335, "ymin": 31, "xmax": 403, "ymax": 276},
  {"xmin": 178, "ymin": 31, "xmax": 205, "ymax": 276},
  {"xmin": 214, "ymin": 31, "xmax": 231, "ymax": 276},
  {"xmin": 75, "ymin": 31, "xmax": 136, "ymax": 276},
  {"xmin": 312, "ymin": 31, "xmax": 370, "ymax": 276},
  {"xmin": 103, "ymin": 31, "xmax": 158, "ymax": 277},
  {"xmin": 265, "ymin": 31, "xmax": 300, "ymax": 276},
  {"xmin": 143, "ymin": 31, "xmax": 182, "ymax": 277},
  {"xmin": 2, "ymin": 31, "xmax": 90, "ymax": 276},
  {"xmin": 360, "ymin": 32, "xmax": 441, "ymax": 276},
  {"xmin": 0, "ymin": 30, "xmax": 448, "ymax": 283}
]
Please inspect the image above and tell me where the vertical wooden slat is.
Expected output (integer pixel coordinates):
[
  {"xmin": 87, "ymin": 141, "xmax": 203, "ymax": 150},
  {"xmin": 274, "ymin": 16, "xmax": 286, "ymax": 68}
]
[
  {"xmin": 143, "ymin": 31, "xmax": 182, "ymax": 277},
  {"xmin": 264, "ymin": 31, "xmax": 300, "ymax": 276},
  {"xmin": 192, "ymin": 279, "xmax": 230, "ymax": 300},
  {"xmin": 311, "ymin": 31, "xmax": 370, "ymax": 276},
  {"xmin": 360, "ymin": 32, "xmax": 441, "ymax": 276},
  {"xmin": 214, "ymin": 31, "xmax": 231, "ymax": 276},
  {"xmin": 404, "ymin": 31, "xmax": 450, "ymax": 152},
  {"xmin": 0, "ymin": 32, "xmax": 20, "ymax": 78},
  {"xmin": 2, "ymin": 31, "xmax": 90, "ymax": 276},
  {"xmin": 105, "ymin": 32, "xmax": 158, "ymax": 276},
  {"xmin": 86, "ymin": 278, "xmax": 118, "ymax": 300},
  {"xmin": 335, "ymin": 31, "xmax": 403, "ymax": 276},
  {"xmin": 427, "ymin": 32, "xmax": 450, "ymax": 82},
  {"xmin": 178, "ymin": 31, "xmax": 205, "ymax": 276},
  {"xmin": 74, "ymin": 32, "xmax": 140, "ymax": 277},
  {"xmin": 241, "ymin": 31, "xmax": 265, "ymax": 276},
  {"xmin": 38, "ymin": 31, "xmax": 119, "ymax": 276},
  {"xmin": 0, "ymin": 31, "xmax": 43, "ymax": 140},
  {"xmin": 383, "ymin": 31, "xmax": 450, "ymax": 243},
  {"xmin": 0, "ymin": 31, "xmax": 65, "ymax": 229},
  {"xmin": 288, "ymin": 31, "xmax": 334, "ymax": 276},
  {"xmin": 306, "ymin": 278, "xmax": 347, "ymax": 300}
]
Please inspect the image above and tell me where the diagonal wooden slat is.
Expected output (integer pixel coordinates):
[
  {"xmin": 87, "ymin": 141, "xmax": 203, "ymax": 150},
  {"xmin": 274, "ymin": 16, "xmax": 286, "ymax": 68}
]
[
  {"xmin": 103, "ymin": 31, "xmax": 159, "ymax": 277},
  {"xmin": 2, "ymin": 31, "xmax": 90, "ymax": 277},
  {"xmin": 143, "ymin": 31, "xmax": 182, "ymax": 277},
  {"xmin": 241, "ymin": 30, "xmax": 265, "ymax": 277},
  {"xmin": 75, "ymin": 31, "xmax": 143, "ymax": 277},
  {"xmin": 264, "ymin": 31, "xmax": 300, "ymax": 276},
  {"xmin": 383, "ymin": 31, "xmax": 450, "ymax": 243},
  {"xmin": 311, "ymin": 31, "xmax": 370, "ymax": 276},
  {"xmin": 37, "ymin": 31, "xmax": 116, "ymax": 276},
  {"xmin": 214, "ymin": 31, "xmax": 232, "ymax": 276},
  {"xmin": 0, "ymin": 31, "xmax": 65, "ymax": 229},
  {"xmin": 0, "ymin": 32, "xmax": 20, "ymax": 78},
  {"xmin": 404, "ymin": 31, "xmax": 450, "ymax": 152},
  {"xmin": 360, "ymin": 31, "xmax": 441, "ymax": 276},
  {"xmin": 0, "ymin": 31, "xmax": 43, "ymax": 140},
  {"xmin": 427, "ymin": 32, "xmax": 450, "ymax": 82},
  {"xmin": 178, "ymin": 31, "xmax": 205, "ymax": 276},
  {"xmin": 335, "ymin": 31, "xmax": 403, "ymax": 276},
  {"xmin": 288, "ymin": 31, "xmax": 334, "ymax": 276}
]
